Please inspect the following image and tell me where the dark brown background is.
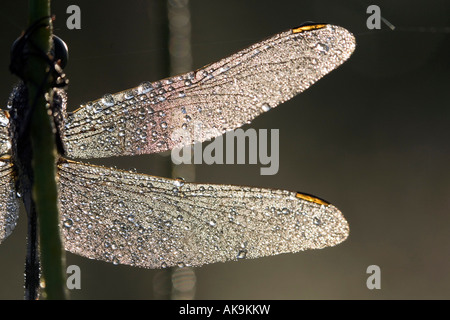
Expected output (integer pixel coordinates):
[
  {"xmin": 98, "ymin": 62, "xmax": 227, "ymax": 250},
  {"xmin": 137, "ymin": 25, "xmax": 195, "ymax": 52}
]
[{"xmin": 0, "ymin": 0, "xmax": 448, "ymax": 299}]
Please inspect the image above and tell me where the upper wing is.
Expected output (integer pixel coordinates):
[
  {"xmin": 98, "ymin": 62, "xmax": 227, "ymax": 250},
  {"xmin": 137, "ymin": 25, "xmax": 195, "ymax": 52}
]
[
  {"xmin": 62, "ymin": 24, "xmax": 355, "ymax": 159},
  {"xmin": 57, "ymin": 158, "xmax": 349, "ymax": 268}
]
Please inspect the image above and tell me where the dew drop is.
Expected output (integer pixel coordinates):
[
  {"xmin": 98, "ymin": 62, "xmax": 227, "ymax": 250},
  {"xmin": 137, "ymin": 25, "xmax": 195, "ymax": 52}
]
[
  {"xmin": 174, "ymin": 178, "xmax": 185, "ymax": 187},
  {"xmin": 237, "ymin": 250, "xmax": 247, "ymax": 259},
  {"xmin": 156, "ymin": 140, "xmax": 167, "ymax": 148},
  {"xmin": 261, "ymin": 103, "xmax": 271, "ymax": 112},
  {"xmin": 101, "ymin": 94, "xmax": 115, "ymax": 107},
  {"xmin": 3, "ymin": 141, "xmax": 11, "ymax": 152},
  {"xmin": 63, "ymin": 219, "xmax": 73, "ymax": 228},
  {"xmin": 139, "ymin": 81, "xmax": 153, "ymax": 94},
  {"xmin": 0, "ymin": 114, "xmax": 9, "ymax": 127},
  {"xmin": 124, "ymin": 90, "xmax": 135, "ymax": 100},
  {"xmin": 313, "ymin": 217, "xmax": 321, "ymax": 226},
  {"xmin": 93, "ymin": 103, "xmax": 103, "ymax": 113},
  {"xmin": 315, "ymin": 43, "xmax": 329, "ymax": 53}
]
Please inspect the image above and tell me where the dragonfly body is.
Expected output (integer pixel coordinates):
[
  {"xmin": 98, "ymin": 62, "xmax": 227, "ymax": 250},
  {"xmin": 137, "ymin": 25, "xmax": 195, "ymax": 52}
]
[
  {"xmin": 5, "ymin": 81, "xmax": 68, "ymax": 297},
  {"xmin": 1, "ymin": 23, "xmax": 355, "ymax": 294},
  {"xmin": 7, "ymin": 83, "xmax": 39, "ymax": 297}
]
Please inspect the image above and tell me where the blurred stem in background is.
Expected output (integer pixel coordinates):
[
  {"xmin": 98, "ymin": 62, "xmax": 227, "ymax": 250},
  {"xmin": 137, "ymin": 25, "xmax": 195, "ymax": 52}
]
[
  {"xmin": 152, "ymin": 0, "xmax": 197, "ymax": 300},
  {"xmin": 168, "ymin": 0, "xmax": 196, "ymax": 300}
]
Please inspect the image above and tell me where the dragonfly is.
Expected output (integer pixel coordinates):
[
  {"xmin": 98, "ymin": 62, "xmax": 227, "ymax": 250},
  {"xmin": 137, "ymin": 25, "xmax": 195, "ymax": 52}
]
[{"xmin": 1, "ymin": 22, "xmax": 355, "ymax": 294}]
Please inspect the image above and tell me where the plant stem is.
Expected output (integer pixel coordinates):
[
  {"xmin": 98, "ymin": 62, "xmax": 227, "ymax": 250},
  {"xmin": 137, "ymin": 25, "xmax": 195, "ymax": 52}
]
[{"xmin": 27, "ymin": 0, "xmax": 67, "ymax": 299}]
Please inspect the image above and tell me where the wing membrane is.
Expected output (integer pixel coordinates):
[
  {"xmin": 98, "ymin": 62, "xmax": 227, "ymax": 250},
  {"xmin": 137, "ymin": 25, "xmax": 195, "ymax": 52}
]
[
  {"xmin": 0, "ymin": 110, "xmax": 18, "ymax": 244},
  {"xmin": 0, "ymin": 159, "xmax": 19, "ymax": 244},
  {"xmin": 62, "ymin": 24, "xmax": 355, "ymax": 159},
  {"xmin": 58, "ymin": 159, "xmax": 349, "ymax": 268},
  {"xmin": 0, "ymin": 111, "xmax": 11, "ymax": 156}
]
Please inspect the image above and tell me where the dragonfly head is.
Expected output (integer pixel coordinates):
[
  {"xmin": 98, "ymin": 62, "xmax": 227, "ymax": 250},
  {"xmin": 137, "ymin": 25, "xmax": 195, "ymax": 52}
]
[
  {"xmin": 10, "ymin": 33, "xmax": 69, "ymax": 88},
  {"xmin": 51, "ymin": 35, "xmax": 69, "ymax": 70}
]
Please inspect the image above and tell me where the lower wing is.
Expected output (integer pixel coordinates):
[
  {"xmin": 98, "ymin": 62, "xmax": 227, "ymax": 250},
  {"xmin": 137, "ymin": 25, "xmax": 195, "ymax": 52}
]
[
  {"xmin": 0, "ymin": 158, "xmax": 19, "ymax": 244},
  {"xmin": 57, "ymin": 158, "xmax": 349, "ymax": 268}
]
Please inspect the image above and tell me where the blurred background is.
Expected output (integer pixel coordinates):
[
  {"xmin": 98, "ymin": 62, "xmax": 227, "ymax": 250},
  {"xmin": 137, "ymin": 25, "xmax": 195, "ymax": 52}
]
[{"xmin": 0, "ymin": 0, "xmax": 449, "ymax": 299}]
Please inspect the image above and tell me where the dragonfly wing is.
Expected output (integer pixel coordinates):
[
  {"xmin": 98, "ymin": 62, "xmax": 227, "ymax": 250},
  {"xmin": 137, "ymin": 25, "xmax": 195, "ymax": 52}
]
[
  {"xmin": 0, "ymin": 110, "xmax": 18, "ymax": 244},
  {"xmin": 0, "ymin": 159, "xmax": 19, "ymax": 244},
  {"xmin": 62, "ymin": 24, "xmax": 355, "ymax": 159},
  {"xmin": 0, "ymin": 111, "xmax": 12, "ymax": 156},
  {"xmin": 58, "ymin": 158, "xmax": 348, "ymax": 268}
]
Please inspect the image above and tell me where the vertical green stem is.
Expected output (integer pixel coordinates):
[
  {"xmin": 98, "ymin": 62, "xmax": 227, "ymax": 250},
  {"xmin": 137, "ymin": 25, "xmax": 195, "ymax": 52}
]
[{"xmin": 27, "ymin": 0, "xmax": 67, "ymax": 299}]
